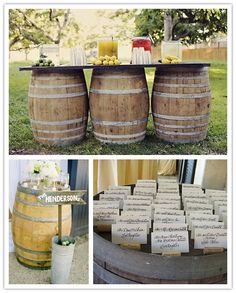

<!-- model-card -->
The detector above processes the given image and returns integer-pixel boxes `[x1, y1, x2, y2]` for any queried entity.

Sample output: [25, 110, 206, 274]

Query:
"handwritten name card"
[93, 209, 119, 225]
[123, 199, 152, 207]
[187, 214, 219, 230]
[133, 187, 156, 197]
[194, 229, 227, 249]
[99, 193, 125, 209]
[112, 223, 147, 244]
[191, 221, 225, 239]
[151, 231, 189, 253]
[109, 185, 131, 193]
[154, 214, 186, 224]
[185, 203, 213, 212]
[154, 208, 184, 216]
[153, 203, 180, 210]
[116, 215, 151, 229]
[93, 201, 120, 209]
[153, 223, 187, 232]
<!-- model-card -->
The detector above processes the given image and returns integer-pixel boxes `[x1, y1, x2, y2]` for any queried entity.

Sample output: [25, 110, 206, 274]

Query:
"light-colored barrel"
[89, 68, 149, 144]
[28, 70, 88, 146]
[152, 66, 211, 143]
[11, 184, 71, 269]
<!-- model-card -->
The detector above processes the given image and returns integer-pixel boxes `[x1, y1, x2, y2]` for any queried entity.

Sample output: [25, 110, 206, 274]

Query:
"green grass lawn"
[9, 61, 227, 155]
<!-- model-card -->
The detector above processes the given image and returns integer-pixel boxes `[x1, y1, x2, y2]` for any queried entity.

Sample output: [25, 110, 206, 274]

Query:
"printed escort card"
[112, 223, 147, 244]
[116, 214, 151, 230]
[99, 193, 125, 209]
[153, 223, 187, 232]
[93, 208, 119, 225]
[187, 214, 219, 230]
[151, 231, 189, 253]
[154, 208, 184, 216]
[194, 228, 227, 249]
[93, 201, 120, 209]
[191, 221, 225, 239]
[154, 214, 186, 224]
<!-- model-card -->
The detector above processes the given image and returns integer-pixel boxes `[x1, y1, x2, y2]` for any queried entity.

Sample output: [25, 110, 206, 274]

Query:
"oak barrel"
[12, 183, 71, 269]
[94, 233, 227, 284]
[152, 66, 211, 143]
[89, 68, 149, 144]
[28, 70, 88, 145]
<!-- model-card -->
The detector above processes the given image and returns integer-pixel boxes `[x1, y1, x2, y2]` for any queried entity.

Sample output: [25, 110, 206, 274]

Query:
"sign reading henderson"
[37, 190, 87, 205]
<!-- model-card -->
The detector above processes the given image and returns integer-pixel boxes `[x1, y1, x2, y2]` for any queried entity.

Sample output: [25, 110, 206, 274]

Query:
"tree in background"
[9, 9, 80, 54]
[135, 9, 227, 45]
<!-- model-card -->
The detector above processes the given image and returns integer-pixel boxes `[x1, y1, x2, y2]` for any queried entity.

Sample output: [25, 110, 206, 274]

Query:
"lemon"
[111, 56, 117, 61]
[114, 59, 121, 65]
[162, 58, 171, 64]
[95, 60, 102, 65]
[108, 60, 114, 65]
[103, 60, 109, 65]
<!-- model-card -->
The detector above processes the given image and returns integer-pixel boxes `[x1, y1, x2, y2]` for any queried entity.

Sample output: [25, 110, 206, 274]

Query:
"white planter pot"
[51, 236, 75, 284]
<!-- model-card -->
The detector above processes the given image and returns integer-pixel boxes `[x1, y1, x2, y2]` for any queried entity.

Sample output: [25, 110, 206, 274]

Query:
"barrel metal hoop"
[14, 242, 51, 255]
[94, 130, 146, 139]
[29, 92, 87, 99]
[156, 129, 208, 136]
[13, 207, 71, 223]
[34, 133, 85, 141]
[16, 253, 51, 263]
[90, 88, 147, 95]
[155, 82, 210, 88]
[155, 122, 209, 129]
[29, 83, 84, 89]
[92, 118, 148, 127]
[31, 126, 86, 134]
[152, 113, 209, 121]
[153, 91, 211, 99]
[15, 196, 52, 207]
[30, 117, 87, 126]
[95, 135, 146, 144]
[92, 75, 143, 79]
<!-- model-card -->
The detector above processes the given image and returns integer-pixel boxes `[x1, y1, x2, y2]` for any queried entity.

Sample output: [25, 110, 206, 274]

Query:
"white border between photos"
[2, 0, 234, 291]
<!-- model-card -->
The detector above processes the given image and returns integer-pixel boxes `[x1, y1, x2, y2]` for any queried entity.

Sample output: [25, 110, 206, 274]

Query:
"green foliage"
[9, 61, 227, 155]
[9, 9, 79, 51]
[135, 9, 227, 45]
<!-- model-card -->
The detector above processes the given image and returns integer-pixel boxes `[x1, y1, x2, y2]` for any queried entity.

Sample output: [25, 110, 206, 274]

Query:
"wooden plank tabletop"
[19, 62, 211, 72]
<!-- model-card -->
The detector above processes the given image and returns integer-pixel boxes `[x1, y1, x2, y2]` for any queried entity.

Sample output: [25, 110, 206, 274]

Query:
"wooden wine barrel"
[28, 69, 88, 145]
[12, 183, 72, 269]
[94, 232, 227, 284]
[152, 66, 211, 143]
[89, 68, 149, 144]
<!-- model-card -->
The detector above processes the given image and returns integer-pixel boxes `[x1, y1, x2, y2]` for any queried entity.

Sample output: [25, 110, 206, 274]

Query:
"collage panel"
[8, 7, 227, 155]
[8, 159, 89, 285]
[93, 159, 228, 285]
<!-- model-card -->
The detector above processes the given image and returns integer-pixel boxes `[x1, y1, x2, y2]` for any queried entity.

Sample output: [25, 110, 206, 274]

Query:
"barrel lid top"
[19, 62, 211, 72]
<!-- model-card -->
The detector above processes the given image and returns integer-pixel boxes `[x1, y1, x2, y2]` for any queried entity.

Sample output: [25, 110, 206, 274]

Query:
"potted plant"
[51, 235, 76, 284]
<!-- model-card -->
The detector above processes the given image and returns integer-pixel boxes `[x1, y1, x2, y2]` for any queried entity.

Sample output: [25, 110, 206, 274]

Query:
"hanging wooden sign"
[37, 190, 87, 205]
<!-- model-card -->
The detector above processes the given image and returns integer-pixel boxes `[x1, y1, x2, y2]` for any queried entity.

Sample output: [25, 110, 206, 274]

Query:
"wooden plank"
[19, 62, 211, 72]
[120, 243, 141, 251]
[162, 251, 181, 256]
[203, 247, 224, 255]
